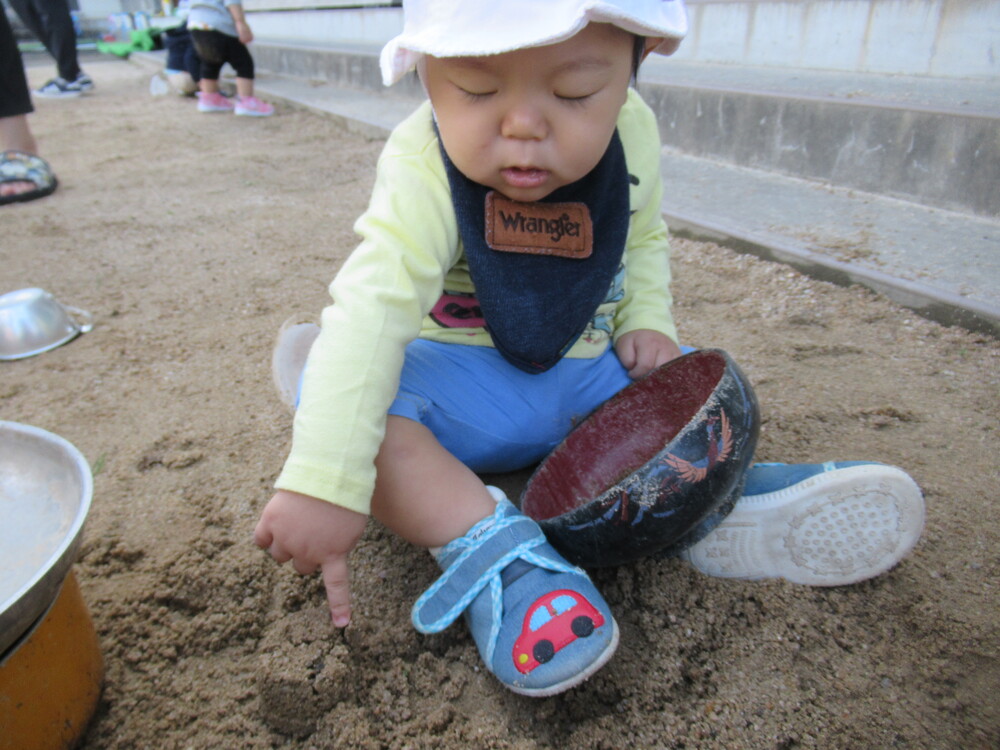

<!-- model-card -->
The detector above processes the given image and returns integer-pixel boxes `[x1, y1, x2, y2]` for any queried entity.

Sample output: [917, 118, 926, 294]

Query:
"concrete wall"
[639, 81, 1000, 216]
[245, 5, 402, 47]
[676, 0, 999, 78]
[239, 0, 999, 79]
[78, 0, 146, 21]
[71, 0, 999, 79]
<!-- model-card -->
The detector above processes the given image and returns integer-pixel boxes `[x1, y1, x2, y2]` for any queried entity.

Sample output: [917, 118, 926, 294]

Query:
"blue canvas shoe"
[680, 462, 925, 586]
[412, 490, 619, 697]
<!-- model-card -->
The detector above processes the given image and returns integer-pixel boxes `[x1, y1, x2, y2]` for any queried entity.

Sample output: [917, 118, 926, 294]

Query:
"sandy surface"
[3, 58, 999, 749]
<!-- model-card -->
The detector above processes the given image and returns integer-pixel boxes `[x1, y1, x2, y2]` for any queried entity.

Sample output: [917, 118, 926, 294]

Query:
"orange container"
[0, 570, 103, 750]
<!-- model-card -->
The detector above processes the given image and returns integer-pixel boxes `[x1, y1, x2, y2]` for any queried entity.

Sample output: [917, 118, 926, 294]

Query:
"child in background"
[162, 26, 201, 96]
[8, 0, 94, 98]
[255, 0, 924, 697]
[186, 0, 273, 116]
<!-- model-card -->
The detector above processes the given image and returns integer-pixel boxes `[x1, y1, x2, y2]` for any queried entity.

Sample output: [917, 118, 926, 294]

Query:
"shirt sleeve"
[275, 106, 459, 514]
[612, 90, 678, 346]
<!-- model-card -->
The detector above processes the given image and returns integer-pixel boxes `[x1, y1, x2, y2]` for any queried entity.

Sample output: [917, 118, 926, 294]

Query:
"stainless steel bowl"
[0, 421, 93, 656]
[0, 288, 93, 361]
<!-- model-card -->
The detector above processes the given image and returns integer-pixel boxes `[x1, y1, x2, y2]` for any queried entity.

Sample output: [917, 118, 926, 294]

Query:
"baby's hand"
[254, 490, 367, 627]
[615, 329, 682, 379]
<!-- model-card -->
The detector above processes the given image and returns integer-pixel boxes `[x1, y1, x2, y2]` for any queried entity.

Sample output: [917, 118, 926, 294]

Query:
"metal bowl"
[0, 421, 92, 656]
[0, 288, 93, 361]
[520, 349, 760, 568]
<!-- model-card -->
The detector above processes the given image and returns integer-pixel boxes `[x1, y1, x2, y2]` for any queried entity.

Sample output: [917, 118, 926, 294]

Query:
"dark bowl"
[520, 349, 759, 568]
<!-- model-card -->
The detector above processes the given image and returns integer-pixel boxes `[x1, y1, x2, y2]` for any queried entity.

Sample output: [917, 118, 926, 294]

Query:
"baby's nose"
[500, 104, 547, 141]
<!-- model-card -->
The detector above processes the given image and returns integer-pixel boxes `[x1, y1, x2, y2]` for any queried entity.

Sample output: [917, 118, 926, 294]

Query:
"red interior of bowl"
[522, 350, 725, 521]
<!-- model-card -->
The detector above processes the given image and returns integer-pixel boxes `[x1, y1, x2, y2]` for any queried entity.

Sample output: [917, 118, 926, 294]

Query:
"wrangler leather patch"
[485, 192, 593, 259]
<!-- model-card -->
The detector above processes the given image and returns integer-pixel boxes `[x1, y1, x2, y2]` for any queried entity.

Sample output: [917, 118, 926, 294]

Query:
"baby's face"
[423, 23, 636, 203]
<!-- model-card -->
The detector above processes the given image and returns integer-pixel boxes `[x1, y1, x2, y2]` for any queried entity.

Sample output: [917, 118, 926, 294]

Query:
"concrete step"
[129, 50, 1000, 337]
[638, 59, 1000, 219]
[659, 149, 1000, 336]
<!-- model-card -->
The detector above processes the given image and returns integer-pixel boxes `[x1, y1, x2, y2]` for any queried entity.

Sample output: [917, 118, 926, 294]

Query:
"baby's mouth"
[501, 167, 549, 190]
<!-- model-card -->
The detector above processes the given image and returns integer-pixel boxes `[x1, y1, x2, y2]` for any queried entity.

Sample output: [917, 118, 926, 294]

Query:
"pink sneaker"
[197, 91, 234, 113]
[234, 96, 274, 117]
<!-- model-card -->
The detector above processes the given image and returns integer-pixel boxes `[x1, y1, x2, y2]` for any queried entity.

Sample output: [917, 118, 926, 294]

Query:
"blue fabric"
[412, 497, 617, 694]
[440, 127, 630, 373]
[163, 27, 201, 81]
[742, 461, 875, 496]
[388, 339, 633, 473]
[413, 511, 549, 636]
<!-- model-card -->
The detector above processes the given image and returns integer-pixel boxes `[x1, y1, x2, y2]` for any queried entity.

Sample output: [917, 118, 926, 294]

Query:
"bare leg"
[371, 416, 497, 548]
[235, 77, 254, 98]
[376, 418, 620, 697]
[0, 114, 39, 155]
[199, 78, 220, 95]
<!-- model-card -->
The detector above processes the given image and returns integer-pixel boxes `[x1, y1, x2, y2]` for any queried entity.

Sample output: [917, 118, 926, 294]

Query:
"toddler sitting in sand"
[255, 0, 924, 696]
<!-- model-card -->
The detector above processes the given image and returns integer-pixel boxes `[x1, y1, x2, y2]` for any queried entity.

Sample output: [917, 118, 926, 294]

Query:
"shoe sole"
[271, 316, 320, 409]
[680, 464, 925, 586]
[35, 90, 82, 98]
[508, 620, 620, 698]
[235, 109, 274, 117]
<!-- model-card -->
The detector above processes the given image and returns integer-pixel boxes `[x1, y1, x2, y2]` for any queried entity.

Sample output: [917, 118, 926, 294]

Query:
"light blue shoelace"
[412, 510, 585, 667]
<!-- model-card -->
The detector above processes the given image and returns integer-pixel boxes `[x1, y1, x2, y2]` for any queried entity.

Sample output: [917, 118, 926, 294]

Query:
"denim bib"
[439, 129, 630, 373]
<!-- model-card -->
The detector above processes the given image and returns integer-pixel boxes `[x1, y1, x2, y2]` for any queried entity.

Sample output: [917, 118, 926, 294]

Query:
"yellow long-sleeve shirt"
[275, 88, 676, 514]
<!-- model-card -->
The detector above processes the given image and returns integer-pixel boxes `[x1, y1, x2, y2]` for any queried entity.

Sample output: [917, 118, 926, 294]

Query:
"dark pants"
[7, 0, 81, 82]
[189, 29, 254, 80]
[0, 8, 34, 118]
[164, 26, 201, 82]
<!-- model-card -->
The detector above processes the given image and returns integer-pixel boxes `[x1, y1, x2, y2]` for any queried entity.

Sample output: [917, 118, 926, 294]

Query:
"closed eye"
[556, 92, 594, 106]
[457, 85, 496, 101]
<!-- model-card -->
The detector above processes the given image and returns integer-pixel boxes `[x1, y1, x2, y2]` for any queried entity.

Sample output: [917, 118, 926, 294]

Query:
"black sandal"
[0, 150, 58, 206]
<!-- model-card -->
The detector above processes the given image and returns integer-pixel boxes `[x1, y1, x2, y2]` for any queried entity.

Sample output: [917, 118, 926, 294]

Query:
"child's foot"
[34, 77, 83, 98]
[74, 72, 95, 93]
[197, 91, 235, 113]
[271, 316, 320, 409]
[680, 462, 925, 586]
[234, 96, 274, 117]
[413, 490, 618, 697]
[0, 151, 58, 206]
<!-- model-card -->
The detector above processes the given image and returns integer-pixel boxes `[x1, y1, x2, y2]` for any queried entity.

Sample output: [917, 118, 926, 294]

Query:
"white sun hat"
[380, 0, 689, 86]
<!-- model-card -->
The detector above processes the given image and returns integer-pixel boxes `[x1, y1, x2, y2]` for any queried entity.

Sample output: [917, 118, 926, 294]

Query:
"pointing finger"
[321, 555, 352, 628]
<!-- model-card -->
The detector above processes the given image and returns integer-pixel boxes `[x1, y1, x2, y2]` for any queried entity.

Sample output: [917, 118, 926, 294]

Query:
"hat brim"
[380, 3, 687, 86]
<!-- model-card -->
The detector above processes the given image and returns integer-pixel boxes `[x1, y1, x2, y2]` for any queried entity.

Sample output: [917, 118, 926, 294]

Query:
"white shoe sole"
[271, 316, 320, 409]
[681, 464, 925, 586]
[35, 90, 82, 98]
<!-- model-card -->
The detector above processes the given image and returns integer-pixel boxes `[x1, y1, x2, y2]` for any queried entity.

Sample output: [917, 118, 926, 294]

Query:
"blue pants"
[387, 340, 635, 474]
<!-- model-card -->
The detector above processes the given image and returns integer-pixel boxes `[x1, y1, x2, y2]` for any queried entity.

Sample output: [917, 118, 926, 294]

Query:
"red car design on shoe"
[512, 589, 605, 674]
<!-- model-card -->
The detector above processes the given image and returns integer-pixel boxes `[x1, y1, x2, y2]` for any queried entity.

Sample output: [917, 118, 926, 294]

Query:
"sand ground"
[3, 58, 999, 749]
